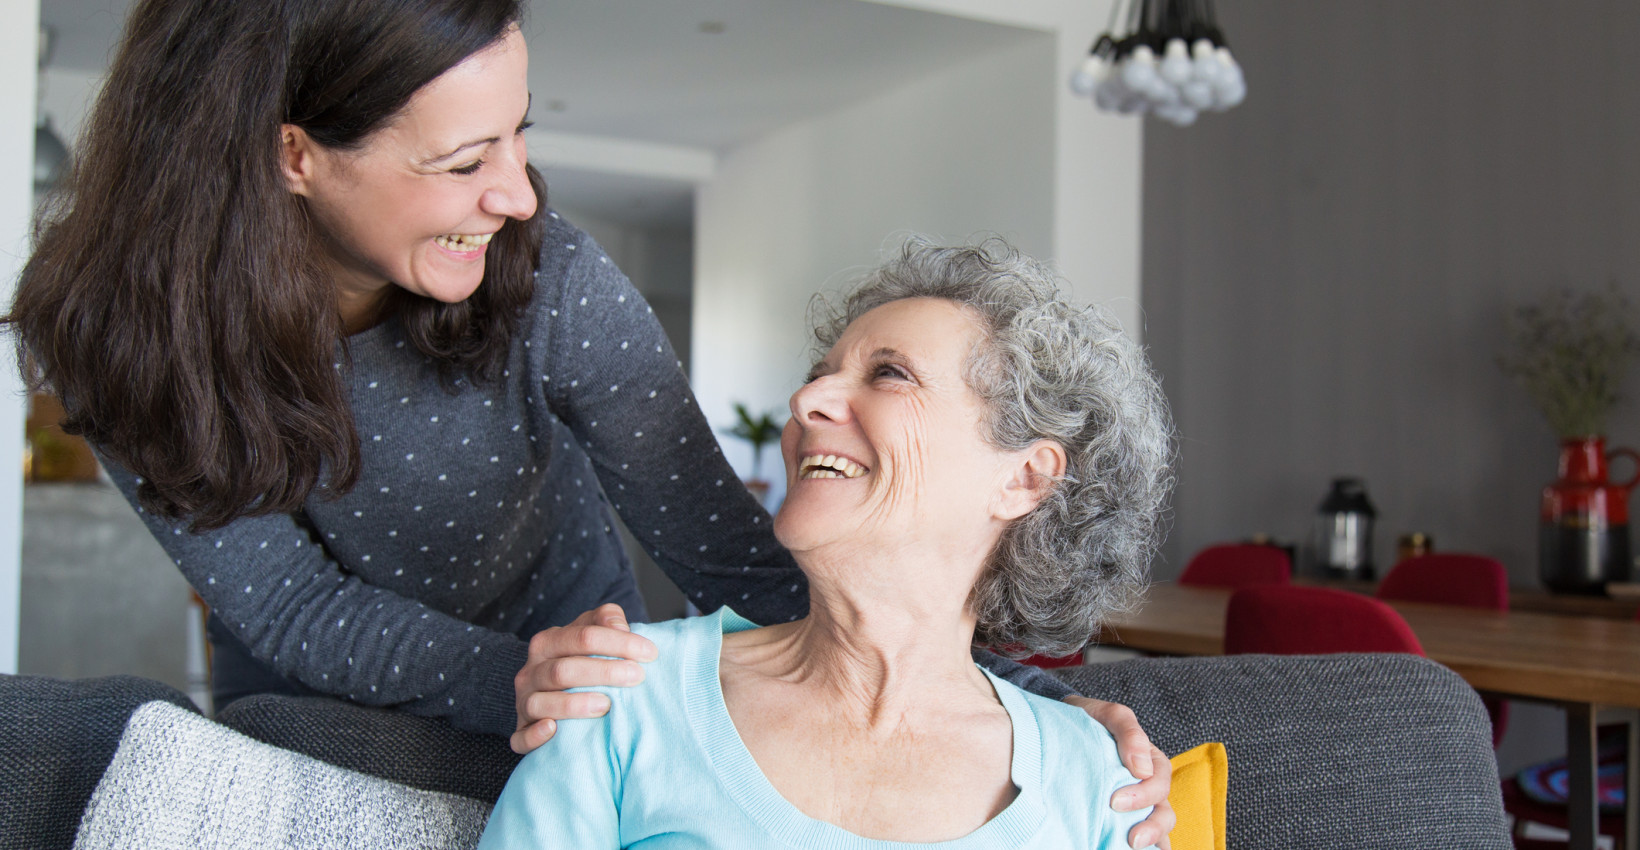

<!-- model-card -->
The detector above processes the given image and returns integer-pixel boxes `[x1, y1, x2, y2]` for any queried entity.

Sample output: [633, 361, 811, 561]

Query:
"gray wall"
[1143, 0, 1640, 587]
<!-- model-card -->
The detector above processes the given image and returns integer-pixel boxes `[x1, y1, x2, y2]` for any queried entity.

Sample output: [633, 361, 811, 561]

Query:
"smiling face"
[774, 298, 1036, 568]
[281, 27, 537, 328]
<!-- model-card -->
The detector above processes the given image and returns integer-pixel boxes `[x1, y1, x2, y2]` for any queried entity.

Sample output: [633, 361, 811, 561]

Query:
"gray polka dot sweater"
[101, 212, 1070, 737]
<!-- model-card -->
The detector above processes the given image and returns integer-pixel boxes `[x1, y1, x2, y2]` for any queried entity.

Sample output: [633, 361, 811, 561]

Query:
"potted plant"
[721, 403, 782, 506]
[1498, 285, 1640, 592]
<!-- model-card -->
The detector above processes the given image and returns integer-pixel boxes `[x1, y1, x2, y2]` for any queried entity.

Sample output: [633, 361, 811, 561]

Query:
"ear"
[279, 124, 322, 196]
[993, 440, 1066, 522]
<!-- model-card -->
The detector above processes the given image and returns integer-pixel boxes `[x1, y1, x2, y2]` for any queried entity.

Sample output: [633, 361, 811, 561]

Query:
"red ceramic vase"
[1539, 437, 1639, 594]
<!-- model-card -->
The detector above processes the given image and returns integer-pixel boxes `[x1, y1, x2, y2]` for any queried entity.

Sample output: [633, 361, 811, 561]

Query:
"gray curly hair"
[812, 236, 1174, 657]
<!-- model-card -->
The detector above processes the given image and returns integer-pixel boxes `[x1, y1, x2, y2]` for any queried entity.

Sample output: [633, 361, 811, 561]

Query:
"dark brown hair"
[5, 0, 544, 530]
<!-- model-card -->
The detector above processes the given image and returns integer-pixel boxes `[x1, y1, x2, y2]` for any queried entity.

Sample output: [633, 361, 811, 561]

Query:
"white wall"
[39, 67, 103, 146]
[1, 1, 43, 674]
[693, 35, 1059, 499]
[694, 0, 1145, 498]
[868, 0, 1146, 331]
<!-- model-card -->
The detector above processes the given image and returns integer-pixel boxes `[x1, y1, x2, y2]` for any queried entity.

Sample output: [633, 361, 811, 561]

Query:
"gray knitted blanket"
[73, 702, 489, 850]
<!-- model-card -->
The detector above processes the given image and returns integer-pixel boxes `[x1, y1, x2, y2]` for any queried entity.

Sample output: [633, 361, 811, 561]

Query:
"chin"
[414, 275, 486, 304]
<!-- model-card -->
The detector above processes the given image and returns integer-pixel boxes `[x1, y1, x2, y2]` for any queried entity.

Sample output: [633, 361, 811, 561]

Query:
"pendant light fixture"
[1069, 0, 1246, 127]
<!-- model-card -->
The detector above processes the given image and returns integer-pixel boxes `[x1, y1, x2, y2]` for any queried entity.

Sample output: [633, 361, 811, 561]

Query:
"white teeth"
[434, 232, 495, 252]
[798, 454, 867, 480]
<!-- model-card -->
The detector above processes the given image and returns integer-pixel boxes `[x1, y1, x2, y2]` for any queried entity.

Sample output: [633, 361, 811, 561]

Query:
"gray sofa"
[0, 654, 1511, 849]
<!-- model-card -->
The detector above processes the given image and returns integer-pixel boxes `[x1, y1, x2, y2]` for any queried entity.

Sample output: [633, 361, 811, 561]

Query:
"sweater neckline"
[687, 607, 1046, 849]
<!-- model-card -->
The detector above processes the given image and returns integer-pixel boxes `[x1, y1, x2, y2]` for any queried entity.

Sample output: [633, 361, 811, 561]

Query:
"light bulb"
[1181, 80, 1215, 110]
[1119, 48, 1159, 92]
[1155, 104, 1198, 126]
[1144, 79, 1180, 106]
[1160, 38, 1194, 86]
[1070, 55, 1106, 96]
[1094, 80, 1124, 111]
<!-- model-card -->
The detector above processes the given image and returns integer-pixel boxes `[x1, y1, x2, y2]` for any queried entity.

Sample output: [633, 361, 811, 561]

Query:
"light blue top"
[477, 608, 1150, 849]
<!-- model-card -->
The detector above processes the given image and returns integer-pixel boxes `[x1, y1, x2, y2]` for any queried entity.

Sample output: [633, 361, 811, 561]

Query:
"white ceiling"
[41, 0, 1039, 228]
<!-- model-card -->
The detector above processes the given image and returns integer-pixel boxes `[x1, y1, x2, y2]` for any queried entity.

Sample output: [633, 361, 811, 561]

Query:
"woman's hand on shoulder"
[511, 603, 659, 755]
[1063, 695, 1175, 849]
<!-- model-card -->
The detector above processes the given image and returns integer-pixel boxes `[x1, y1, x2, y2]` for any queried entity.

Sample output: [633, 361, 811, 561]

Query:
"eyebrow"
[420, 95, 533, 166]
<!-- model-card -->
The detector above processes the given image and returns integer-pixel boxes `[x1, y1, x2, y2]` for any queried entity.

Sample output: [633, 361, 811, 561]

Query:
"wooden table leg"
[1567, 703, 1597, 850]
[1626, 713, 1637, 850]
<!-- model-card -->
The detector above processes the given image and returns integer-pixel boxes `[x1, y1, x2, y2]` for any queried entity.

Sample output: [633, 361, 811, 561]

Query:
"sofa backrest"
[1057, 653, 1510, 849]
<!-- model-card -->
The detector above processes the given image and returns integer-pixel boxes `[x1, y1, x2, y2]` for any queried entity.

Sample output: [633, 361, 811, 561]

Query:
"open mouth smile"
[433, 232, 495, 254]
[798, 454, 869, 480]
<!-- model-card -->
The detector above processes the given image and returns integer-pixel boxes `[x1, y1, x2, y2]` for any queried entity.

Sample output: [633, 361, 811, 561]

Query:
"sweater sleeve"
[99, 458, 529, 737]
[533, 226, 808, 627]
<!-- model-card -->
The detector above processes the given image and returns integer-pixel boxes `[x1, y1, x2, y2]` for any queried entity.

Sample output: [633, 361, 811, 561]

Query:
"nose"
[789, 374, 851, 428]
[481, 135, 538, 221]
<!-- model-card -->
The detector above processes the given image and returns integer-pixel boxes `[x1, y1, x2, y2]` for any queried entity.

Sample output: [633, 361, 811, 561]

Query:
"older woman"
[479, 237, 1174, 848]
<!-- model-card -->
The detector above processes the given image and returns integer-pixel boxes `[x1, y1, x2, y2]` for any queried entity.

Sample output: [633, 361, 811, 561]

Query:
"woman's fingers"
[521, 654, 647, 694]
[511, 604, 660, 754]
[509, 718, 556, 755]
[1121, 747, 1175, 849]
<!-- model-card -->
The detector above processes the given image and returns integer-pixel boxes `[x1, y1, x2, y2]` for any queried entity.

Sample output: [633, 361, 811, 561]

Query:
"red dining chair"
[1378, 553, 1509, 610]
[1376, 553, 1510, 746]
[1178, 543, 1292, 590]
[1224, 585, 1424, 656]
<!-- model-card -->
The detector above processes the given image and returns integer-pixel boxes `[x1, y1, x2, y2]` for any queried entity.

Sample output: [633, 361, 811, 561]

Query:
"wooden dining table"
[1095, 582, 1640, 850]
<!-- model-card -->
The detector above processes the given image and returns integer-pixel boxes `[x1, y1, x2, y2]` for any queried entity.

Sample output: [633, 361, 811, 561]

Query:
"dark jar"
[1314, 477, 1377, 579]
[1539, 437, 1639, 594]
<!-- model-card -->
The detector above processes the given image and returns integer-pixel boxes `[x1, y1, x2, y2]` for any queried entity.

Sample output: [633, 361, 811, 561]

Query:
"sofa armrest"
[216, 695, 521, 803]
[1057, 653, 1509, 849]
[0, 674, 199, 850]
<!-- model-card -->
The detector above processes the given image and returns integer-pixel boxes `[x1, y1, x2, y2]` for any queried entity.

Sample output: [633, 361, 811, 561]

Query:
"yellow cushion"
[1166, 742, 1228, 850]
